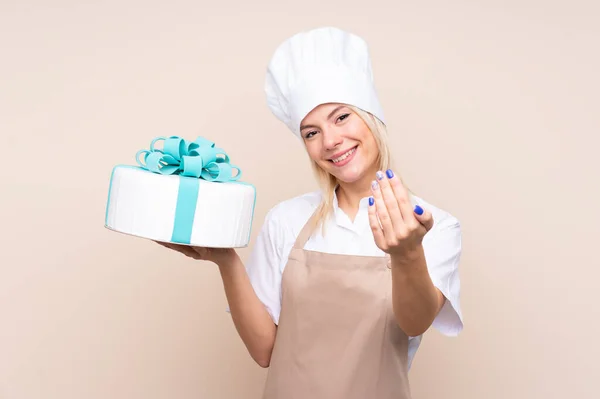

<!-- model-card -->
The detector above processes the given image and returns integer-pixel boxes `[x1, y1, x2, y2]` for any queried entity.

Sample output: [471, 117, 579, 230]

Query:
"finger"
[155, 241, 177, 251]
[175, 245, 201, 258]
[156, 241, 199, 259]
[413, 205, 434, 232]
[368, 195, 386, 249]
[156, 241, 177, 250]
[386, 169, 418, 229]
[375, 170, 404, 235]
[371, 179, 395, 240]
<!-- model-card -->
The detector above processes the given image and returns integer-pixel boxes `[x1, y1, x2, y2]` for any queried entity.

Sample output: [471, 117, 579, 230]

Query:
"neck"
[335, 165, 378, 221]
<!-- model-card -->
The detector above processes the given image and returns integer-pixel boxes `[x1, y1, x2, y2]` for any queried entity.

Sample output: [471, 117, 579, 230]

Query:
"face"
[299, 103, 380, 184]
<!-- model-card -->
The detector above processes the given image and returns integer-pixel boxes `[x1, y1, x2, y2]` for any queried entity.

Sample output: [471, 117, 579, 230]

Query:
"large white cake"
[104, 136, 256, 248]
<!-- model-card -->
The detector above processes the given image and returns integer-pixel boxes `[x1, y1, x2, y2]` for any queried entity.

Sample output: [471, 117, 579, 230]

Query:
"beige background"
[1, 1, 598, 398]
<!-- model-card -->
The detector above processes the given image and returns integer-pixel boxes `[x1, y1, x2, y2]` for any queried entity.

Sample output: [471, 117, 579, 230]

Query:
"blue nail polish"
[371, 180, 378, 190]
[369, 197, 374, 206]
[386, 169, 394, 178]
[376, 171, 384, 180]
[414, 205, 423, 215]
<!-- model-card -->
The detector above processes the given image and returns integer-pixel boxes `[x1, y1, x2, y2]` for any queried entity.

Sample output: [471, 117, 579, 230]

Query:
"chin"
[326, 165, 366, 184]
[334, 171, 363, 183]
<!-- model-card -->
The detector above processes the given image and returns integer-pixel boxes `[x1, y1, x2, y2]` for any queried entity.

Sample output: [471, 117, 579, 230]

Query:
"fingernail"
[371, 180, 378, 190]
[386, 169, 394, 178]
[414, 205, 423, 215]
[376, 171, 384, 180]
[369, 197, 374, 206]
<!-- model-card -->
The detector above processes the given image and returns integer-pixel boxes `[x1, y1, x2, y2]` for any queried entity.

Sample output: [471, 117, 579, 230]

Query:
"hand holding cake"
[154, 241, 238, 266]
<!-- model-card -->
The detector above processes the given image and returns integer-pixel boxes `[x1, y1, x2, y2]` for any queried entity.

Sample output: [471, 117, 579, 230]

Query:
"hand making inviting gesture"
[368, 169, 434, 262]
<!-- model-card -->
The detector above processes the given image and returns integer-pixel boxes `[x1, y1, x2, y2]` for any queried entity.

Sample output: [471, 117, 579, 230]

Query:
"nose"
[322, 128, 343, 151]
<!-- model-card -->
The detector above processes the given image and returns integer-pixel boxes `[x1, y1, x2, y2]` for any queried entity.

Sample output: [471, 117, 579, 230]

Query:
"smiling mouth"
[329, 146, 357, 164]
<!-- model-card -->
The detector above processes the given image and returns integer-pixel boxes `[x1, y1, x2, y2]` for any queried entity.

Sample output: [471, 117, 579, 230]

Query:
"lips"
[327, 146, 358, 167]
[329, 146, 357, 163]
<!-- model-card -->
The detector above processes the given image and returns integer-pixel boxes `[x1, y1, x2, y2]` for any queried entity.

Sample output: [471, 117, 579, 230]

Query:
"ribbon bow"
[135, 136, 241, 182]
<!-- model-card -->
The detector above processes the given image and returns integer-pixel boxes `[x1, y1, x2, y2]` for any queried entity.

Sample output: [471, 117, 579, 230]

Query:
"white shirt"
[240, 189, 464, 369]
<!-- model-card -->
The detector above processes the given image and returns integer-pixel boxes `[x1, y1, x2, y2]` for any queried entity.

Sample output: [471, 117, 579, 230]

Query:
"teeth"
[332, 147, 356, 163]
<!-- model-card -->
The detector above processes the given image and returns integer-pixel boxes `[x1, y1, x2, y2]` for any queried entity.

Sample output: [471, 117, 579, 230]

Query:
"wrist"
[390, 245, 434, 289]
[215, 249, 239, 268]
[390, 244, 425, 267]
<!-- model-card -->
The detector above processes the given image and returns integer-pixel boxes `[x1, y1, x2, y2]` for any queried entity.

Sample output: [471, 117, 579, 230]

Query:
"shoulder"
[261, 190, 322, 238]
[266, 190, 322, 224]
[411, 194, 462, 267]
[411, 193, 462, 254]
[411, 193, 460, 232]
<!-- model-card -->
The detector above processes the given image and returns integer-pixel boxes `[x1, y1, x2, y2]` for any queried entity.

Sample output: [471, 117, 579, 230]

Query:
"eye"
[337, 113, 350, 122]
[304, 131, 317, 139]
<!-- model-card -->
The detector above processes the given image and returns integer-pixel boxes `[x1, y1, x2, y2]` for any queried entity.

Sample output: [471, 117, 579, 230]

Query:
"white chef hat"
[265, 26, 386, 139]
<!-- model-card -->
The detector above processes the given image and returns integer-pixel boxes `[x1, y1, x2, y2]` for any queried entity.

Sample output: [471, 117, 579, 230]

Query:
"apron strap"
[292, 208, 319, 249]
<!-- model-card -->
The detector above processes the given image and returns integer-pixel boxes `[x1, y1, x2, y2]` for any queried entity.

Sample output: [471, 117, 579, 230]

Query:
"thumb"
[413, 205, 434, 232]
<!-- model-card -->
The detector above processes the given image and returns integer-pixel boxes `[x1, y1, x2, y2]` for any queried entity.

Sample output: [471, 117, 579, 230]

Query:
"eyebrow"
[300, 105, 347, 131]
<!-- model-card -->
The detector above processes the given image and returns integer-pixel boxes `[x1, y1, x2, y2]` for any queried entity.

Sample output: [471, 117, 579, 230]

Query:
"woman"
[159, 27, 463, 399]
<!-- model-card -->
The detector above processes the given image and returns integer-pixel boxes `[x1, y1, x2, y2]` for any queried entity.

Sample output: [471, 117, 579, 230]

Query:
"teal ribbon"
[135, 135, 241, 182]
[135, 135, 242, 244]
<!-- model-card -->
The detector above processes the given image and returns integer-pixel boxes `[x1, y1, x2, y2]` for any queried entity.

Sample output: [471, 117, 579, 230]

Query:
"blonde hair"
[305, 105, 410, 237]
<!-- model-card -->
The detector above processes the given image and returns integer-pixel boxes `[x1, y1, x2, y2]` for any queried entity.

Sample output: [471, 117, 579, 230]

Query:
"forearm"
[390, 245, 443, 337]
[217, 254, 277, 368]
